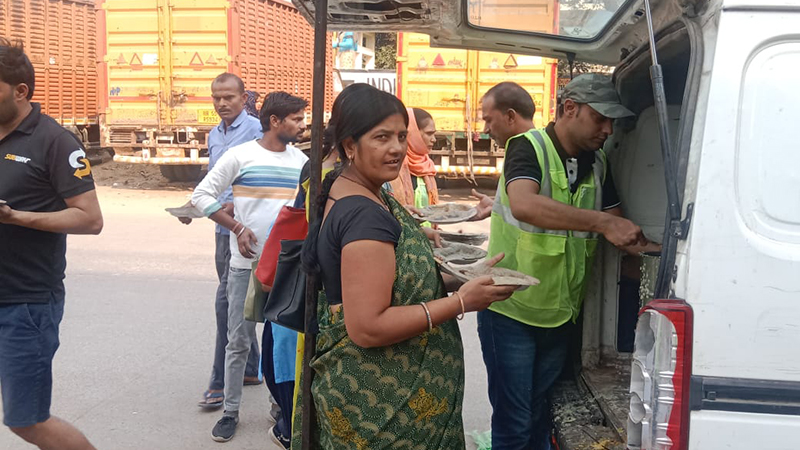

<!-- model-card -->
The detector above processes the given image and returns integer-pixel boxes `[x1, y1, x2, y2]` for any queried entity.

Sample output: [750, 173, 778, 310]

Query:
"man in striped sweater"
[192, 91, 308, 443]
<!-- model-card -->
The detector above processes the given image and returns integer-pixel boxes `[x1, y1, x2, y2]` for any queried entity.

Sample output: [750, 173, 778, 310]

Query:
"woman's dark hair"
[295, 124, 336, 205]
[321, 123, 336, 162]
[301, 83, 408, 275]
[244, 90, 260, 118]
[412, 108, 433, 129]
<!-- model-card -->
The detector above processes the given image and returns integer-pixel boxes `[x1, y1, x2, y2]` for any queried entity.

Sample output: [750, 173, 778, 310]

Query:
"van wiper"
[643, 0, 685, 298]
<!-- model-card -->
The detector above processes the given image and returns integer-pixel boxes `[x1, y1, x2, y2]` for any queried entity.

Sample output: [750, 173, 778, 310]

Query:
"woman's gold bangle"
[453, 292, 465, 320]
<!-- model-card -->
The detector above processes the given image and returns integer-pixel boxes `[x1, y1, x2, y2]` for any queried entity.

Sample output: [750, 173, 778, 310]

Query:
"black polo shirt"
[504, 122, 620, 210]
[0, 103, 95, 303]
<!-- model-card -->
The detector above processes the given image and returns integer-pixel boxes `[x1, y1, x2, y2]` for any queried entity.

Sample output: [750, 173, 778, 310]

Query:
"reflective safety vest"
[487, 128, 606, 328]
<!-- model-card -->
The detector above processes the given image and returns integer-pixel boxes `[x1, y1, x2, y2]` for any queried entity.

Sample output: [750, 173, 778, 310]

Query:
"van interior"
[549, 21, 693, 447]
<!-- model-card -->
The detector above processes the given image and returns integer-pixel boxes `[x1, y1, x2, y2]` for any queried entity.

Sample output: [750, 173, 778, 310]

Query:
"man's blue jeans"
[478, 309, 572, 450]
[209, 232, 259, 391]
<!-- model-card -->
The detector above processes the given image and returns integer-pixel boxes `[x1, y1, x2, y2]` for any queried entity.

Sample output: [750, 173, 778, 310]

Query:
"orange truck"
[0, 0, 100, 149]
[396, 32, 557, 179]
[98, 0, 332, 181]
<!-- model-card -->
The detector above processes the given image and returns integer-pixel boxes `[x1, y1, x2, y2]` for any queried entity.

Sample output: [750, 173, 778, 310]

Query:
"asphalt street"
[0, 183, 495, 450]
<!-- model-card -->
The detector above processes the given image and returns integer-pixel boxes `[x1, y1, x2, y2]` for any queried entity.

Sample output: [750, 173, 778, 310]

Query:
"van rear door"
[678, 2, 800, 448]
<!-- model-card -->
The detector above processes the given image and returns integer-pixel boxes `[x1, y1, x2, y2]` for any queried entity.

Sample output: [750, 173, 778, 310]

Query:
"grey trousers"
[223, 266, 259, 413]
[209, 232, 259, 391]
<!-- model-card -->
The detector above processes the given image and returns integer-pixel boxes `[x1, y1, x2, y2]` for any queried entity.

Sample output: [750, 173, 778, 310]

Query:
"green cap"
[563, 73, 634, 119]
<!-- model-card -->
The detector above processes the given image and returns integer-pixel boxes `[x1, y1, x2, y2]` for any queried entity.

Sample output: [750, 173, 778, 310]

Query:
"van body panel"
[683, 8, 800, 383]
[690, 410, 800, 448]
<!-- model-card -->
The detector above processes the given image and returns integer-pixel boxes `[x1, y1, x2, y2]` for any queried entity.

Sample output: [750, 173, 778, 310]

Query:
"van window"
[736, 42, 800, 245]
[468, 0, 630, 38]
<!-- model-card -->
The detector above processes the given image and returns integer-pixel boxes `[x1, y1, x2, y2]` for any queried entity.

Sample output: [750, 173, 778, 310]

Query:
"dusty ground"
[91, 160, 498, 198]
[91, 161, 200, 191]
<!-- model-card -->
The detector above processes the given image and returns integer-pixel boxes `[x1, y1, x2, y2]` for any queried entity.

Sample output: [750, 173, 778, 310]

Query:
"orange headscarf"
[389, 108, 439, 205]
[405, 108, 437, 177]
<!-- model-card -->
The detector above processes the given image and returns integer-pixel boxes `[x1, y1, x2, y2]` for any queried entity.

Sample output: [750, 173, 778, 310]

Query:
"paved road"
[0, 183, 495, 449]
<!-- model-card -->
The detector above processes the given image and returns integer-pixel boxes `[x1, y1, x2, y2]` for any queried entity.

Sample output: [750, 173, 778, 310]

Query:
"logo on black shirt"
[68, 149, 92, 179]
[4, 153, 31, 164]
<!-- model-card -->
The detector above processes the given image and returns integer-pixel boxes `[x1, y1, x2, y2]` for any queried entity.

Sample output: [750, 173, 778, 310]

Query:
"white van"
[295, 0, 800, 448]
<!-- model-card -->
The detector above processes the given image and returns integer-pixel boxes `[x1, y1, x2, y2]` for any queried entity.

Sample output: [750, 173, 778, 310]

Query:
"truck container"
[98, 0, 333, 181]
[397, 32, 557, 179]
[0, 0, 99, 147]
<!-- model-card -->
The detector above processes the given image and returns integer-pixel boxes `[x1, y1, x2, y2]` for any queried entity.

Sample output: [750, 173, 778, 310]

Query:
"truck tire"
[160, 165, 202, 182]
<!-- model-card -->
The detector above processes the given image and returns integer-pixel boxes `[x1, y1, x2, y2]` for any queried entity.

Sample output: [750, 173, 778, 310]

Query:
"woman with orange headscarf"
[389, 107, 440, 209]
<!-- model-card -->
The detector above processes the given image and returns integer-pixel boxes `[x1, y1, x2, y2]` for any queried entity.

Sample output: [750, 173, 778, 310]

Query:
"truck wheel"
[160, 165, 202, 182]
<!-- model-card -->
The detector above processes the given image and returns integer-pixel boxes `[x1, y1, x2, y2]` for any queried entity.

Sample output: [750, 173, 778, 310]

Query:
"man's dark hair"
[0, 38, 35, 100]
[484, 81, 535, 120]
[211, 72, 245, 93]
[259, 91, 309, 131]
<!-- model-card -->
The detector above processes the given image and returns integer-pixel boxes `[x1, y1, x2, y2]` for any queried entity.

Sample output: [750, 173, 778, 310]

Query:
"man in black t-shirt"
[0, 38, 102, 450]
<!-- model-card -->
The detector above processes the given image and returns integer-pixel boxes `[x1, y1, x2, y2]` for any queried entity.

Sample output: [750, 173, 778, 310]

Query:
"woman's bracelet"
[420, 302, 433, 332]
[235, 224, 247, 237]
[453, 291, 465, 320]
[232, 222, 242, 235]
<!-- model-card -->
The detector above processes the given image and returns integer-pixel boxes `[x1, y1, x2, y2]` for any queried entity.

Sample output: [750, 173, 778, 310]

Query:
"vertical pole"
[302, 1, 327, 449]
[156, 0, 173, 130]
[642, 0, 681, 299]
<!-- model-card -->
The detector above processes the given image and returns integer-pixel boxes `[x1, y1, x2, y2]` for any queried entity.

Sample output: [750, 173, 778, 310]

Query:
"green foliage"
[374, 33, 397, 70]
[557, 59, 613, 79]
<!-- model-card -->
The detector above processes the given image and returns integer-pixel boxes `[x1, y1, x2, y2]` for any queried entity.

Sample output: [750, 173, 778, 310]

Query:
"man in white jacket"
[192, 91, 308, 443]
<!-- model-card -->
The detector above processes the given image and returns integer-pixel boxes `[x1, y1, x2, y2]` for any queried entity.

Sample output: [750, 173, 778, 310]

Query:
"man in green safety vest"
[477, 75, 657, 450]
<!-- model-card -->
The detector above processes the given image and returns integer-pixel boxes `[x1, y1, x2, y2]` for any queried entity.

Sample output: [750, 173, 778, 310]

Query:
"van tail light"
[627, 299, 694, 450]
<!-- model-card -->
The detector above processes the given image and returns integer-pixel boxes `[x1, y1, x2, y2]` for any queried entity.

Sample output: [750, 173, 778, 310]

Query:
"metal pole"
[643, 0, 680, 224]
[301, 0, 327, 448]
[642, 0, 681, 299]
[642, 0, 659, 67]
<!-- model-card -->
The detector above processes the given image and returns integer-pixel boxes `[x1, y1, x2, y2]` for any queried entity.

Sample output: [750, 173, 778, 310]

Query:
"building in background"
[332, 31, 396, 97]
[332, 31, 376, 69]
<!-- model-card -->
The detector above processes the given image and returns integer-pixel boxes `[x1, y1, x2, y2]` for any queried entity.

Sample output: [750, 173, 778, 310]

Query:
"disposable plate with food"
[411, 203, 477, 224]
[437, 231, 488, 246]
[165, 202, 205, 219]
[433, 241, 488, 264]
[438, 260, 539, 291]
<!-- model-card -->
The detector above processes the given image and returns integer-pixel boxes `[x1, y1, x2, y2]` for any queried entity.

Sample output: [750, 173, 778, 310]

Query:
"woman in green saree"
[295, 84, 516, 449]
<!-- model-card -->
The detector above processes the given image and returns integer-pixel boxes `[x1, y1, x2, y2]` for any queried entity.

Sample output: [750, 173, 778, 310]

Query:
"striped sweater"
[192, 139, 307, 269]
